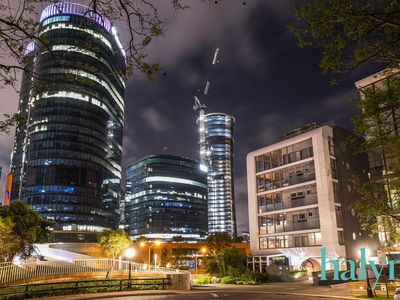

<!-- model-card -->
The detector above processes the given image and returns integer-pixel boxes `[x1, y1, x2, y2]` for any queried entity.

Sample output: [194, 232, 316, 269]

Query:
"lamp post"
[139, 240, 162, 267]
[195, 247, 207, 275]
[124, 247, 136, 289]
[360, 247, 373, 298]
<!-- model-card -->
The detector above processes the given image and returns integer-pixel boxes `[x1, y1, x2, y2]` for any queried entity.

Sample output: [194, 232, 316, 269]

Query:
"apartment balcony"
[260, 218, 320, 234]
[292, 218, 320, 231]
[290, 194, 318, 208]
[258, 194, 317, 213]
[257, 172, 315, 193]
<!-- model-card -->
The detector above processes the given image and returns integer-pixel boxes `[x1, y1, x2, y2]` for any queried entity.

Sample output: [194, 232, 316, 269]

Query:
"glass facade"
[259, 232, 322, 249]
[203, 113, 236, 236]
[10, 2, 126, 241]
[125, 154, 208, 241]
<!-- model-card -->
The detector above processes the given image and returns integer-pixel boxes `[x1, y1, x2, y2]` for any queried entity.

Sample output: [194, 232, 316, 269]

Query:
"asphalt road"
[81, 291, 340, 299]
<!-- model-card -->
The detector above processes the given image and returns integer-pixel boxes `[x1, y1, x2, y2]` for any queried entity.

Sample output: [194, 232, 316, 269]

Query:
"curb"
[31, 290, 182, 300]
[192, 289, 360, 300]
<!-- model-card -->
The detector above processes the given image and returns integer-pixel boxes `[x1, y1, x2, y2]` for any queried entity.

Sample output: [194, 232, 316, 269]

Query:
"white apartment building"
[247, 124, 376, 272]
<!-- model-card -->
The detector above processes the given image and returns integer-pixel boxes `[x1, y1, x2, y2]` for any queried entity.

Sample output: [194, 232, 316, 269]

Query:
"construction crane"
[193, 48, 220, 164]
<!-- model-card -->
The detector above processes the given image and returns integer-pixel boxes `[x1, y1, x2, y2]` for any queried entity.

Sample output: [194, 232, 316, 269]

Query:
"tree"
[204, 232, 233, 256]
[0, 113, 23, 135]
[0, 1, 208, 138]
[0, 200, 53, 261]
[206, 247, 248, 277]
[97, 229, 131, 260]
[0, 217, 23, 262]
[289, 0, 400, 80]
[289, 1, 400, 244]
[0, 0, 213, 90]
[350, 73, 400, 244]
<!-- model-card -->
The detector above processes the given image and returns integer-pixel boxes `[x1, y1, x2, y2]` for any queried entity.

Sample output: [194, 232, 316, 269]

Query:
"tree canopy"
[97, 229, 131, 260]
[206, 247, 248, 277]
[351, 73, 400, 244]
[0, 200, 53, 261]
[289, 0, 400, 79]
[204, 232, 233, 256]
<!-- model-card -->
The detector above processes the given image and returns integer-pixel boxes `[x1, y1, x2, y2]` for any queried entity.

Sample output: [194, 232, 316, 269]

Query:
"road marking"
[211, 292, 219, 297]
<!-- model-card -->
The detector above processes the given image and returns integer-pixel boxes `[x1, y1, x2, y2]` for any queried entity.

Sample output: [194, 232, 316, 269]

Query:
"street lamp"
[195, 247, 207, 275]
[360, 247, 373, 298]
[139, 240, 162, 267]
[124, 247, 136, 289]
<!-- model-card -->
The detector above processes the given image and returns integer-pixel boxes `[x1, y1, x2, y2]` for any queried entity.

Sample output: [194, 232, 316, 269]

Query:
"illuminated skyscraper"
[202, 113, 236, 236]
[9, 2, 126, 241]
[125, 154, 208, 241]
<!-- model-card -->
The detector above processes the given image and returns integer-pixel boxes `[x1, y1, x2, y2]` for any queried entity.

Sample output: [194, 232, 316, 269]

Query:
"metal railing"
[0, 278, 171, 299]
[0, 258, 181, 285]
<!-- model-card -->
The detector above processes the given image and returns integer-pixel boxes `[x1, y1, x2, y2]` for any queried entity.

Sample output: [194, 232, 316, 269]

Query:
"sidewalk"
[194, 282, 360, 299]
[31, 282, 363, 300]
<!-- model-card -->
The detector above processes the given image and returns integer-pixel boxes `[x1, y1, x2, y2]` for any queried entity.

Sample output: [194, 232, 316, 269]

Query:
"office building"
[202, 113, 236, 236]
[9, 2, 126, 241]
[125, 154, 208, 241]
[247, 124, 377, 272]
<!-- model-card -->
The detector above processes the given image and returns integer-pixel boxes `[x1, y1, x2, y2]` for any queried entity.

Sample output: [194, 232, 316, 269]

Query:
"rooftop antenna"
[193, 48, 220, 164]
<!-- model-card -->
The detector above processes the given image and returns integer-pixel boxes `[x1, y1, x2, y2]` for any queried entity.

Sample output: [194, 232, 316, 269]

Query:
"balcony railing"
[257, 172, 315, 193]
[260, 218, 320, 234]
[258, 194, 318, 213]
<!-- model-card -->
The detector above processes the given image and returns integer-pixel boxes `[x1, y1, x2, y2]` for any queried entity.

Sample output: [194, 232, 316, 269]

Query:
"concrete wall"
[167, 272, 192, 290]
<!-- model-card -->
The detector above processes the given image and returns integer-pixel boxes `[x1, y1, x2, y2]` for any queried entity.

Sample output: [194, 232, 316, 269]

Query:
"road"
[35, 282, 357, 300]
[69, 291, 342, 300]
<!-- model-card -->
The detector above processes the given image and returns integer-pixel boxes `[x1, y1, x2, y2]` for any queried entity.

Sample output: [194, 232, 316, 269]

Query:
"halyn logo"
[320, 247, 395, 290]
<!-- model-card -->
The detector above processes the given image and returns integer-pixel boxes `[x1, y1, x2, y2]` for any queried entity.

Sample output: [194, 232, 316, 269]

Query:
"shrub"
[211, 276, 220, 284]
[220, 276, 237, 284]
[290, 269, 308, 278]
[220, 276, 256, 285]
[193, 276, 213, 285]
[251, 272, 283, 283]
[206, 248, 248, 277]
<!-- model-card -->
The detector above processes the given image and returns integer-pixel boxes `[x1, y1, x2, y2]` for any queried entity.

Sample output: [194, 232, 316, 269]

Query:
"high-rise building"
[246, 124, 377, 272]
[9, 2, 126, 242]
[201, 112, 236, 236]
[125, 154, 208, 241]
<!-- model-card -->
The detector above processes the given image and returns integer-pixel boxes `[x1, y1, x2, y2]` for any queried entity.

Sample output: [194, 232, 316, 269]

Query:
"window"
[338, 231, 344, 245]
[330, 158, 338, 179]
[293, 213, 307, 223]
[333, 182, 340, 203]
[300, 147, 313, 160]
[328, 137, 335, 156]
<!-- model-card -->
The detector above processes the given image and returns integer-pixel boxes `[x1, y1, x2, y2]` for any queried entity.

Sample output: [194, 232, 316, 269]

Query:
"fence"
[0, 258, 181, 285]
[0, 278, 171, 299]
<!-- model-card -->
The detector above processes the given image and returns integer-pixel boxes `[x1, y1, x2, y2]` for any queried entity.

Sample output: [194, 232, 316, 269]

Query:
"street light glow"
[125, 247, 136, 259]
[154, 240, 162, 246]
[200, 247, 207, 254]
[139, 241, 146, 248]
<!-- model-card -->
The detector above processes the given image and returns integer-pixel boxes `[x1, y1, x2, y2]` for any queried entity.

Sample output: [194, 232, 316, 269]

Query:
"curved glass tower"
[10, 2, 126, 242]
[203, 113, 236, 236]
[125, 154, 208, 241]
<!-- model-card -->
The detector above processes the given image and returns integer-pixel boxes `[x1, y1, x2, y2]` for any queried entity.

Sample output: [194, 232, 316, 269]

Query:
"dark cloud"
[0, 0, 382, 234]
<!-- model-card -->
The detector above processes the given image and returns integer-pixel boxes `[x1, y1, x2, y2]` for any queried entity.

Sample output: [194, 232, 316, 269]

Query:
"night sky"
[0, 0, 381, 234]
